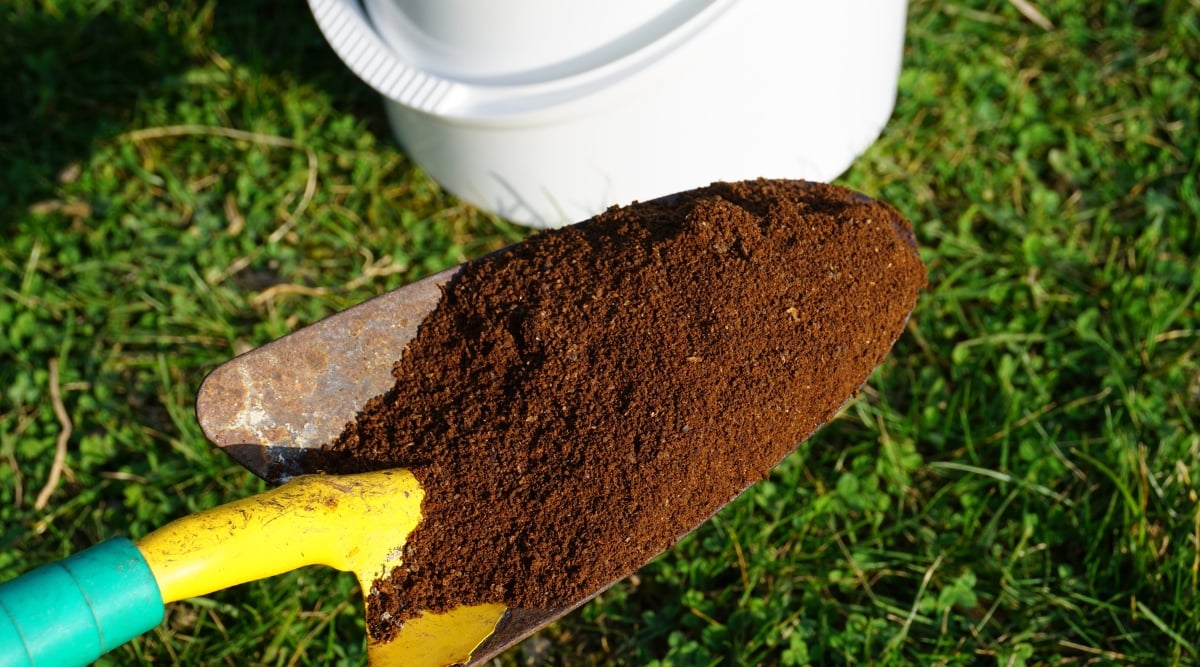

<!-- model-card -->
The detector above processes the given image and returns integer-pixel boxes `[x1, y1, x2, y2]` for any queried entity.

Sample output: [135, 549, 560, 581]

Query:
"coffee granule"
[315, 179, 925, 637]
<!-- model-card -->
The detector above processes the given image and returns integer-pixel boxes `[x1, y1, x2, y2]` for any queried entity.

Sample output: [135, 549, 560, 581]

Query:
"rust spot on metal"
[196, 267, 458, 483]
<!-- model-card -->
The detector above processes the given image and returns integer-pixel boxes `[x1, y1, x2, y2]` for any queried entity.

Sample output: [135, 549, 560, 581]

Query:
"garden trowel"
[0, 183, 923, 667]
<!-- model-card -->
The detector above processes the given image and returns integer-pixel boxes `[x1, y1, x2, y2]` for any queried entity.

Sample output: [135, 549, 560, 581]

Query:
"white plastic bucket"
[308, 0, 908, 228]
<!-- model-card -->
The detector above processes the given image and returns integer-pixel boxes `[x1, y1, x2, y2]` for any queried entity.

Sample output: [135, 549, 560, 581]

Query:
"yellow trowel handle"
[138, 469, 424, 603]
[0, 471, 423, 667]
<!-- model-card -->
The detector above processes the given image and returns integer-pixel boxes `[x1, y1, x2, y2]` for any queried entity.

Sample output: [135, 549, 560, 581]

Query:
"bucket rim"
[306, 0, 738, 121]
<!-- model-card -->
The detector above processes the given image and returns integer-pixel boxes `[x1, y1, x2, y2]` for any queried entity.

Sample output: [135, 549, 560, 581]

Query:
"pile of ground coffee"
[314, 179, 925, 637]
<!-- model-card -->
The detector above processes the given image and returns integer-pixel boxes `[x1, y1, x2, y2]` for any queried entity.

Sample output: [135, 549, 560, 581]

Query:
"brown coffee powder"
[314, 179, 925, 637]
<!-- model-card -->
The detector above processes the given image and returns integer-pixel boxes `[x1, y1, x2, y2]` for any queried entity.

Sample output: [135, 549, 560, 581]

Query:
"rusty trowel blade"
[195, 267, 458, 484]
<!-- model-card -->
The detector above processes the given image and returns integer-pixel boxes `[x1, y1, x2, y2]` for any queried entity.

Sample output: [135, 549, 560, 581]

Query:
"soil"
[310, 179, 926, 639]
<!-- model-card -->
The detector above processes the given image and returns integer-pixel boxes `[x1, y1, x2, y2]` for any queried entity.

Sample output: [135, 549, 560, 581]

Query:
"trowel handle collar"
[0, 537, 164, 667]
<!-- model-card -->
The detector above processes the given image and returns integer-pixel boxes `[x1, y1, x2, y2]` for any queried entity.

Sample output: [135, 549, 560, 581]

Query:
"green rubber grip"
[0, 538, 164, 667]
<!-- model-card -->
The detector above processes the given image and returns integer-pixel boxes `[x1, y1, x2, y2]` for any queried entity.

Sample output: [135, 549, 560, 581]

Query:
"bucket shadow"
[0, 0, 389, 230]
[205, 0, 386, 126]
[1, 7, 184, 225]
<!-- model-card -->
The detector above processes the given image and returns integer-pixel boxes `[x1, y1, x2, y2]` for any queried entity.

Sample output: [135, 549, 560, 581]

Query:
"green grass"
[2, 0, 1198, 665]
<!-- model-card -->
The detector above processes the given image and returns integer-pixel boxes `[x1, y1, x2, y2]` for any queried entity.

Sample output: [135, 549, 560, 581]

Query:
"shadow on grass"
[205, 0, 386, 123]
[1, 7, 175, 221]
[0, 0, 387, 228]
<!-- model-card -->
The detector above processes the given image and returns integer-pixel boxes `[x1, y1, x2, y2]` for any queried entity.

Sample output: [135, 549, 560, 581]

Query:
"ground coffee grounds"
[314, 179, 925, 638]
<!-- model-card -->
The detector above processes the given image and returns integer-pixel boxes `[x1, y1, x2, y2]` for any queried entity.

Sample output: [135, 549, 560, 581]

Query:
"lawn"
[2, 0, 1199, 665]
